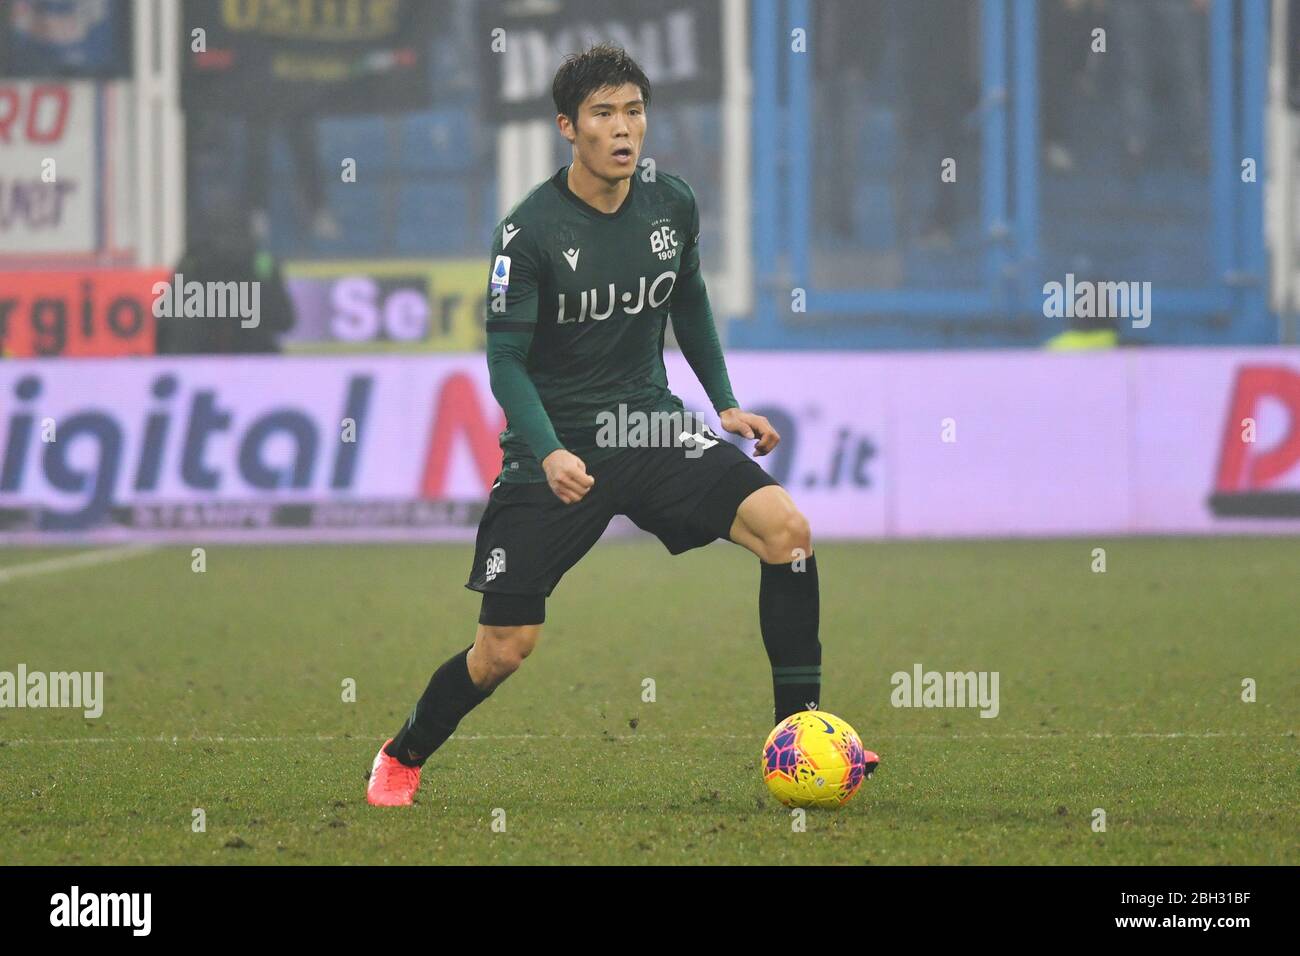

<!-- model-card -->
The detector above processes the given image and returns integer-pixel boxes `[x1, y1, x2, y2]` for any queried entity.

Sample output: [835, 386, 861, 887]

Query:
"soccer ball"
[761, 710, 878, 808]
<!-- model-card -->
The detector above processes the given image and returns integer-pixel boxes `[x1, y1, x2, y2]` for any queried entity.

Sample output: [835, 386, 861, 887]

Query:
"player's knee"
[760, 510, 812, 564]
[476, 625, 539, 682]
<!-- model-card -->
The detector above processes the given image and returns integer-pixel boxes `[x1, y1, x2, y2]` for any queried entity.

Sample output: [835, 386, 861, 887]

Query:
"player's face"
[569, 83, 645, 182]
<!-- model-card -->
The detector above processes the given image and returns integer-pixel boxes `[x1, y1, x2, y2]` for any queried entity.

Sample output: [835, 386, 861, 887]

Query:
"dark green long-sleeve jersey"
[483, 165, 738, 483]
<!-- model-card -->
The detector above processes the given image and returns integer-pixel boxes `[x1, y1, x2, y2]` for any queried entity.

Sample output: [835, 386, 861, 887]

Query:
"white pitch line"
[0, 544, 157, 586]
[0, 731, 1292, 746]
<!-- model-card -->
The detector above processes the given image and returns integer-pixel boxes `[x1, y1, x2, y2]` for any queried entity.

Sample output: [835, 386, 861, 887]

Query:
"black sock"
[760, 553, 822, 726]
[386, 645, 492, 767]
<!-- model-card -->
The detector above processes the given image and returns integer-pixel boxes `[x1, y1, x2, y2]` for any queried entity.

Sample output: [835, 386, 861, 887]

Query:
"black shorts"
[466, 432, 778, 599]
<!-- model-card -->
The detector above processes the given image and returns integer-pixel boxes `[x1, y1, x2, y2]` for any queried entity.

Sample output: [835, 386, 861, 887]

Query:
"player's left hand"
[719, 407, 780, 457]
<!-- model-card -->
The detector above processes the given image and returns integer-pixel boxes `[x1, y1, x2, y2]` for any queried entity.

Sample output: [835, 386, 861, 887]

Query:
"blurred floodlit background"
[0, 0, 1297, 543]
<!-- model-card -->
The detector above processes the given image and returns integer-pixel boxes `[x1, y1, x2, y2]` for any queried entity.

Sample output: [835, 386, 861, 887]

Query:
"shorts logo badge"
[485, 547, 507, 582]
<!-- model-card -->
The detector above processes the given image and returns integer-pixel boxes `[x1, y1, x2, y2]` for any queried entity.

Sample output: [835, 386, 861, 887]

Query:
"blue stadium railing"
[734, 0, 1273, 350]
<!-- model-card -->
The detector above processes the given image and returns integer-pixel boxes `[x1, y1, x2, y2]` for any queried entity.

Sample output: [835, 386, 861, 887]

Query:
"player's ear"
[557, 114, 574, 143]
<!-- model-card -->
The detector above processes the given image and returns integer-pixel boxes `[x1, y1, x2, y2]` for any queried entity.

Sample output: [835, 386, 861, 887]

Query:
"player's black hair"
[552, 43, 651, 127]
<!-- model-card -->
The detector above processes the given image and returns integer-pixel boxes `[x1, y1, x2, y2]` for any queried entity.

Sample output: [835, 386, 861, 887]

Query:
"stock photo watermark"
[890, 664, 1000, 719]
[1043, 273, 1151, 329]
[595, 404, 720, 458]
[151, 273, 261, 329]
[0, 664, 103, 718]
[49, 887, 150, 936]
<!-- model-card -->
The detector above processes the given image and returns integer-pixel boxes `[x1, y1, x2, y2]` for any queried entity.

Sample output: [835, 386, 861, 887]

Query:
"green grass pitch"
[1, 537, 1296, 865]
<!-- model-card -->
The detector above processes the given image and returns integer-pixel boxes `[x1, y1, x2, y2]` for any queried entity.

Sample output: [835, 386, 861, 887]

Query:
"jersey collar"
[552, 164, 636, 221]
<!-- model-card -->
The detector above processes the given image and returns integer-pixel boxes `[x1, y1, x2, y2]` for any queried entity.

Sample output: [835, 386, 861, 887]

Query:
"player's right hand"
[542, 449, 595, 504]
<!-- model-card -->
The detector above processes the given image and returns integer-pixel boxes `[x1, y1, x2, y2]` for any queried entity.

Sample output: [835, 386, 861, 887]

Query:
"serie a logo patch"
[491, 255, 511, 293]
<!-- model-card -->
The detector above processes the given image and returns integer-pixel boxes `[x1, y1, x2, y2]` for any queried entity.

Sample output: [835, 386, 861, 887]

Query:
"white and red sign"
[0, 83, 98, 256]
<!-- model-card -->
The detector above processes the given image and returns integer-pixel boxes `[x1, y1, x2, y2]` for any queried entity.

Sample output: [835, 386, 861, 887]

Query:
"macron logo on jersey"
[491, 255, 511, 293]
[502, 223, 520, 248]
[562, 247, 580, 271]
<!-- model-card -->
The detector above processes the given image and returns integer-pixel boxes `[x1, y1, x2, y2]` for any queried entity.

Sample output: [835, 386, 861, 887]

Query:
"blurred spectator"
[814, 0, 887, 240]
[1043, 313, 1120, 350]
[896, 0, 980, 248]
[1040, 0, 1095, 173]
[1111, 0, 1209, 171]
[245, 114, 339, 243]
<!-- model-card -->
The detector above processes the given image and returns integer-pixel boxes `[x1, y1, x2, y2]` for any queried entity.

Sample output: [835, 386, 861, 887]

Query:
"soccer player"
[368, 44, 822, 806]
